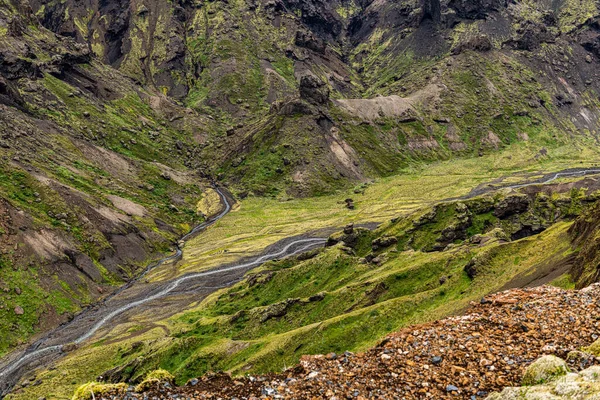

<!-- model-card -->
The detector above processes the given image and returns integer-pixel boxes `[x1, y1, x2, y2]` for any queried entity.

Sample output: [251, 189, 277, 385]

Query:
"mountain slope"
[4, 0, 600, 398]
[30, 0, 600, 196]
[0, 0, 216, 356]
[71, 284, 600, 399]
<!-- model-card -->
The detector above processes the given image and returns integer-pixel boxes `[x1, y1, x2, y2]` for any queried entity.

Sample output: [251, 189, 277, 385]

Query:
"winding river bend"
[0, 187, 327, 395]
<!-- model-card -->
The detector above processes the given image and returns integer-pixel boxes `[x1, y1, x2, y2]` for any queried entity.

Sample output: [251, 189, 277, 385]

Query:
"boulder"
[583, 337, 600, 356]
[299, 73, 330, 105]
[135, 369, 175, 392]
[451, 34, 492, 55]
[521, 355, 568, 386]
[343, 223, 354, 235]
[372, 236, 398, 251]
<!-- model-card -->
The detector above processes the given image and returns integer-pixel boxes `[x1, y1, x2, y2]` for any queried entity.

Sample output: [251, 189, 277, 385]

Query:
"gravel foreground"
[100, 285, 600, 399]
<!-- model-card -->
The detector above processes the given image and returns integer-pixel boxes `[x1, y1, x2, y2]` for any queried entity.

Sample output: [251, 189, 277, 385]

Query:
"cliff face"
[569, 202, 600, 288]
[28, 0, 600, 196]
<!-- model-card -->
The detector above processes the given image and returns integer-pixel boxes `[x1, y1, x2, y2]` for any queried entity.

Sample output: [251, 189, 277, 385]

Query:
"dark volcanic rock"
[299, 73, 330, 105]
[281, 0, 343, 38]
[451, 34, 492, 55]
[295, 30, 327, 54]
[494, 194, 531, 219]
[448, 0, 506, 19]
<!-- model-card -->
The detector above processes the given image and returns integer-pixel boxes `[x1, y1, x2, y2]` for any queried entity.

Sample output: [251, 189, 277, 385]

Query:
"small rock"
[343, 223, 354, 235]
[14, 306, 24, 315]
[446, 384, 459, 392]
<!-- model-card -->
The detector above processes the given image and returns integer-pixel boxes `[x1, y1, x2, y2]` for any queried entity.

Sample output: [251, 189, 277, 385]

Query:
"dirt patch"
[481, 131, 502, 148]
[334, 83, 445, 122]
[292, 169, 307, 183]
[406, 136, 440, 152]
[327, 127, 361, 176]
[445, 125, 467, 151]
[151, 162, 195, 185]
[107, 195, 147, 217]
[335, 95, 416, 121]
[23, 230, 70, 260]
[77, 141, 136, 180]
[94, 205, 132, 225]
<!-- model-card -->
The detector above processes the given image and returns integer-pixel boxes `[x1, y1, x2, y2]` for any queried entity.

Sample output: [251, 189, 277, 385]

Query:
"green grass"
[10, 140, 600, 399]
[157, 141, 600, 279]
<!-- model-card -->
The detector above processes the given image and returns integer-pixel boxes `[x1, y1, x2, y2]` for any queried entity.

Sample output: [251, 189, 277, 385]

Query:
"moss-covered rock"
[135, 369, 175, 392]
[487, 365, 600, 399]
[583, 337, 600, 356]
[72, 382, 127, 400]
[521, 355, 569, 386]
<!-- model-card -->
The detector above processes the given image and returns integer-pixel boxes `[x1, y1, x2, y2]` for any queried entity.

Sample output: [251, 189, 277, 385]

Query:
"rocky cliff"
[28, 0, 600, 196]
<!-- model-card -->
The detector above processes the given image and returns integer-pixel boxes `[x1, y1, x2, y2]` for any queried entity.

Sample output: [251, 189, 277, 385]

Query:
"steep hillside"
[568, 200, 600, 288]
[4, 0, 600, 398]
[68, 284, 600, 399]
[77, 182, 598, 384]
[0, 0, 216, 357]
[9, 167, 600, 399]
[30, 0, 600, 196]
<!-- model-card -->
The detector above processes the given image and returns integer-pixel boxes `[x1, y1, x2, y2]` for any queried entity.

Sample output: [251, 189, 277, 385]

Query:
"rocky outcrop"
[451, 34, 493, 55]
[448, 0, 506, 19]
[520, 355, 569, 386]
[487, 359, 600, 399]
[281, 0, 343, 38]
[494, 194, 531, 219]
[299, 73, 330, 105]
[569, 202, 600, 288]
